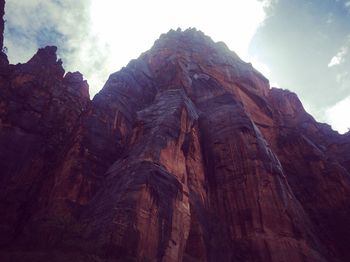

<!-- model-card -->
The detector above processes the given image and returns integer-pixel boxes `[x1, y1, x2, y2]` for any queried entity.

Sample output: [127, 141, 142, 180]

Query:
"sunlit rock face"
[1, 2, 350, 260]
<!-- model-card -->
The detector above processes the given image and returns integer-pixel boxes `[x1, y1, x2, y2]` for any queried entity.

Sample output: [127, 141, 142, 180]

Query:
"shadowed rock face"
[0, 5, 350, 262]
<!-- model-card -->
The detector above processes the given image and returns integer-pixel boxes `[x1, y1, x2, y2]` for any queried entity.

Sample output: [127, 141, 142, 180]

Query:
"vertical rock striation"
[0, 4, 350, 260]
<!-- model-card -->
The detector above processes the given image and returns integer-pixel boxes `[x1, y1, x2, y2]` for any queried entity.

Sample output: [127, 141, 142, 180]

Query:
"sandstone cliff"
[1, 2, 350, 262]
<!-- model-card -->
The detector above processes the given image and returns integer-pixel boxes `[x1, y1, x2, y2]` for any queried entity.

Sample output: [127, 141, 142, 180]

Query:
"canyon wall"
[1, 2, 350, 261]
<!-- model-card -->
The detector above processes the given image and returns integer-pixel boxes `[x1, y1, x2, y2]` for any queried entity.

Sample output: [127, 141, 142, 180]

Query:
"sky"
[3, 0, 350, 133]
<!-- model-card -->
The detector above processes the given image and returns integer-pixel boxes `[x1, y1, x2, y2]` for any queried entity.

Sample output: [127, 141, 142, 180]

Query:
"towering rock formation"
[1, 2, 350, 261]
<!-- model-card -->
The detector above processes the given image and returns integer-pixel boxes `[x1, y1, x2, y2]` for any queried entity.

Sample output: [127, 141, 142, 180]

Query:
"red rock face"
[0, 8, 350, 262]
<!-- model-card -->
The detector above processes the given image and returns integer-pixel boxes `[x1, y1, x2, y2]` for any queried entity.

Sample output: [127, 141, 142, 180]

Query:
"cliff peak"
[27, 46, 60, 65]
[152, 27, 243, 64]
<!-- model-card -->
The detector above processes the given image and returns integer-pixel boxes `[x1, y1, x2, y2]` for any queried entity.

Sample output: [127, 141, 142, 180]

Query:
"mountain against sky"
[1, 0, 350, 261]
[3, 0, 350, 133]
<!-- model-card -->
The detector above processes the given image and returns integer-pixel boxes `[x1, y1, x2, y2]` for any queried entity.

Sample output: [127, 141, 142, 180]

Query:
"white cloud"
[260, 0, 279, 9]
[328, 56, 341, 67]
[5, 1, 91, 58]
[251, 57, 271, 78]
[345, 1, 350, 11]
[328, 36, 349, 68]
[326, 96, 350, 134]
[328, 46, 348, 67]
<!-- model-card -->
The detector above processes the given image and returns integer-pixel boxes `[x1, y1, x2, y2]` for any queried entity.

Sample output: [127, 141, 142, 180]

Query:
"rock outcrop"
[0, 2, 350, 261]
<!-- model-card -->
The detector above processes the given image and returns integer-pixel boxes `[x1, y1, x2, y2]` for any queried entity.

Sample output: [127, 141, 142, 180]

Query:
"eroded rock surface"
[0, 5, 350, 261]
